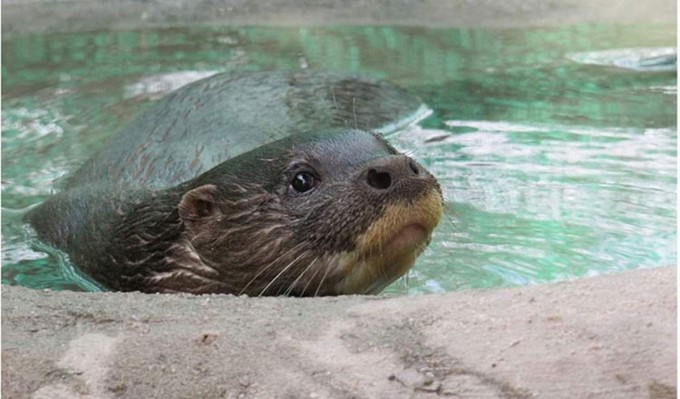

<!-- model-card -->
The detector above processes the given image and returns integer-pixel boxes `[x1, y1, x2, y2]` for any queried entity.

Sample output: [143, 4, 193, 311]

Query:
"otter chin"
[333, 189, 443, 295]
[25, 70, 443, 296]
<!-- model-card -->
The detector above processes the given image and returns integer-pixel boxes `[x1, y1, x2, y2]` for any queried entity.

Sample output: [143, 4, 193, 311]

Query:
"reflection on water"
[1, 24, 676, 293]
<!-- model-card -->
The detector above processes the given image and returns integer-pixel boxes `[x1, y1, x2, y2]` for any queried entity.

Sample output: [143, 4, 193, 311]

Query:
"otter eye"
[291, 172, 315, 193]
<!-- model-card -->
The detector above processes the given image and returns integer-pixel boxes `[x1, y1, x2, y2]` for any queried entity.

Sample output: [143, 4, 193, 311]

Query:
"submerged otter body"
[27, 71, 443, 296]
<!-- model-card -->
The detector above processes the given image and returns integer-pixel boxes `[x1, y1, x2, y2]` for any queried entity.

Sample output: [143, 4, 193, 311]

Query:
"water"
[2, 24, 676, 294]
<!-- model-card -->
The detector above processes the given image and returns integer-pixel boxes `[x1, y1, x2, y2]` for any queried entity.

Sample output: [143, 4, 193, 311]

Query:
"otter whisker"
[314, 261, 333, 297]
[441, 208, 457, 232]
[300, 256, 324, 296]
[238, 241, 307, 295]
[283, 256, 319, 296]
[258, 251, 308, 297]
[330, 86, 339, 112]
[403, 271, 411, 291]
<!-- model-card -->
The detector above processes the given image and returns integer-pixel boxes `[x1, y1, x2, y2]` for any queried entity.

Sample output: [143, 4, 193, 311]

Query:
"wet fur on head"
[93, 129, 442, 295]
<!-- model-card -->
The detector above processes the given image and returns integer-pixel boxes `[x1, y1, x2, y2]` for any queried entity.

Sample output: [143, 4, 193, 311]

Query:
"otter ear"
[178, 185, 220, 229]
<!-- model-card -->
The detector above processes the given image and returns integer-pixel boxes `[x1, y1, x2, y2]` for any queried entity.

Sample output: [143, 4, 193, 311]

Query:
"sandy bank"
[2, 266, 676, 398]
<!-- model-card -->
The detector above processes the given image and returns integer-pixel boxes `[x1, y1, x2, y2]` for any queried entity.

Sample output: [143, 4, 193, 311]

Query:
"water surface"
[2, 24, 676, 293]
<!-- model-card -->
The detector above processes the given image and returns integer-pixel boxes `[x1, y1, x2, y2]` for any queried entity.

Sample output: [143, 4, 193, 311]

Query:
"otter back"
[66, 71, 424, 191]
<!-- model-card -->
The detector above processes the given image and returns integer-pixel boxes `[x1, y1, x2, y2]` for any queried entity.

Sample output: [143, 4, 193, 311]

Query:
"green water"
[2, 24, 676, 294]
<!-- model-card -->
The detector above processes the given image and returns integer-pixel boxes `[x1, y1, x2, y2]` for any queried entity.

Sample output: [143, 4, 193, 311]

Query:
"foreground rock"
[2, 267, 676, 398]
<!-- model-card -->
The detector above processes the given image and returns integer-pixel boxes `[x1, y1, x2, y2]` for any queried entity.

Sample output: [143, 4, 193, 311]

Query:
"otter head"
[175, 129, 442, 296]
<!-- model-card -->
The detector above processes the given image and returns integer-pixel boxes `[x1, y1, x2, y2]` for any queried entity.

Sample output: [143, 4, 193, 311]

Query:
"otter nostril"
[367, 169, 392, 190]
[409, 160, 419, 175]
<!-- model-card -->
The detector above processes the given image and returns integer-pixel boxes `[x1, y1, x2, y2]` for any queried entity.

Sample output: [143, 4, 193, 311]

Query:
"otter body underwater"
[27, 71, 443, 296]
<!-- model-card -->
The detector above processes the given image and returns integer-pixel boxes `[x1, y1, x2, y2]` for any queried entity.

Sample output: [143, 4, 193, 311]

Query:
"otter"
[26, 71, 443, 296]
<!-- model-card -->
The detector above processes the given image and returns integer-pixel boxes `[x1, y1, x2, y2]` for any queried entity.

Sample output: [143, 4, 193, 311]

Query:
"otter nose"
[364, 155, 424, 191]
